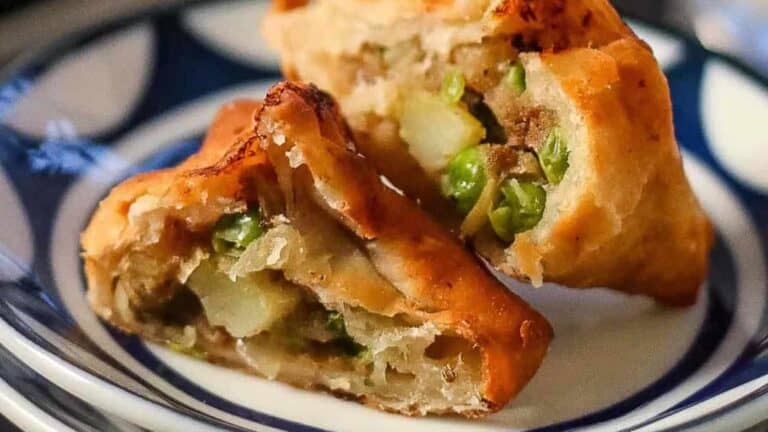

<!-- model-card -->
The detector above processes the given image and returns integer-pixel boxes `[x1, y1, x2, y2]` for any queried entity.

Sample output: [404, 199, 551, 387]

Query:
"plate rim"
[0, 375, 76, 432]
[0, 314, 229, 432]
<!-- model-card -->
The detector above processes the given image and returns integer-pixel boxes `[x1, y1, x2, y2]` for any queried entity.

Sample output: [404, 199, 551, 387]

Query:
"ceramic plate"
[0, 1, 767, 431]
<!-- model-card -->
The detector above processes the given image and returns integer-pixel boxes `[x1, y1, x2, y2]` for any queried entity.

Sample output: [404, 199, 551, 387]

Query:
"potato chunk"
[187, 260, 301, 338]
[398, 92, 485, 173]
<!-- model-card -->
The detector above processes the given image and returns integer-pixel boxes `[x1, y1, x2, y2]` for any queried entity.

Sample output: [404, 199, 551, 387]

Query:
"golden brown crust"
[81, 100, 262, 260]
[81, 83, 552, 415]
[520, 41, 712, 305]
[180, 99, 262, 170]
[263, 0, 712, 306]
[81, 100, 265, 323]
[492, 39, 712, 306]
[544, 39, 713, 305]
[265, 0, 633, 59]
[256, 82, 552, 407]
[270, 0, 629, 42]
[486, 0, 631, 47]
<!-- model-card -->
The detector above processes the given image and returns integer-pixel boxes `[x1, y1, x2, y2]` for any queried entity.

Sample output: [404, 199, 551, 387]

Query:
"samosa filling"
[354, 38, 570, 243]
[184, 208, 370, 360]
[402, 59, 567, 242]
[120, 205, 483, 408]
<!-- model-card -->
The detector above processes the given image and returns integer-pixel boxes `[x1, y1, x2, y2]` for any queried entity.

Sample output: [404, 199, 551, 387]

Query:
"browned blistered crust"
[511, 41, 714, 306]
[256, 83, 552, 410]
[81, 83, 552, 416]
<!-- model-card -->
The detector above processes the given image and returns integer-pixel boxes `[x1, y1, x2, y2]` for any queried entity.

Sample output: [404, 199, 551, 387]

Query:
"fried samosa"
[263, 0, 713, 306]
[81, 82, 552, 417]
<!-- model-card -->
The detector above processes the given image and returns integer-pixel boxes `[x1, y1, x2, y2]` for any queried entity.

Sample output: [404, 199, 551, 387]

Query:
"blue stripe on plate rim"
[0, 1, 767, 431]
[0, 337, 147, 432]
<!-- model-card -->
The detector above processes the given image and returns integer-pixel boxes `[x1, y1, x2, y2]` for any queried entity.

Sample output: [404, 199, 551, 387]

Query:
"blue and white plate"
[1, 1, 767, 431]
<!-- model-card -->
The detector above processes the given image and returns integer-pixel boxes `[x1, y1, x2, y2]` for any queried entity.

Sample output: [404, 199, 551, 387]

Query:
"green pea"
[489, 179, 546, 241]
[504, 60, 526, 95]
[440, 68, 466, 104]
[488, 206, 516, 242]
[326, 311, 347, 335]
[538, 128, 569, 184]
[211, 208, 264, 255]
[441, 146, 488, 214]
[326, 311, 366, 356]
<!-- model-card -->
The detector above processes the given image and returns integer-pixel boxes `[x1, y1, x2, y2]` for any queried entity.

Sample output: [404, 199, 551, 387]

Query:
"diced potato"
[187, 260, 301, 338]
[398, 92, 485, 173]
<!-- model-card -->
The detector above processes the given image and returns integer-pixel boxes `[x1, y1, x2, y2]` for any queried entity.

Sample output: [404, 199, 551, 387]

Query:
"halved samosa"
[81, 82, 552, 417]
[263, 0, 713, 306]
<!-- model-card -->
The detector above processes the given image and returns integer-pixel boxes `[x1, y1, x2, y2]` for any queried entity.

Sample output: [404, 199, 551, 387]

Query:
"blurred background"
[0, 0, 766, 74]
